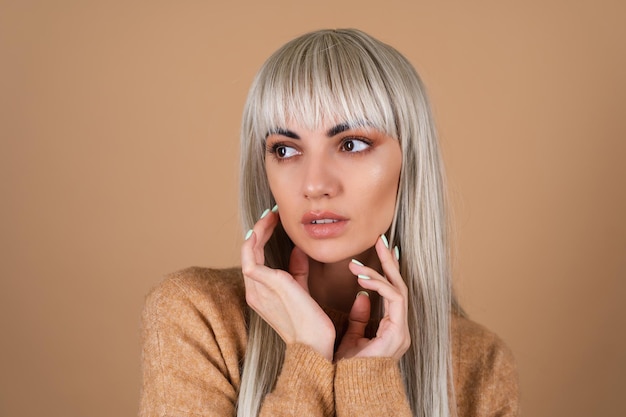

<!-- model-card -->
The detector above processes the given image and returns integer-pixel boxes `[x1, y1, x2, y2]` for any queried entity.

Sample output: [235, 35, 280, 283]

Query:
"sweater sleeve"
[258, 343, 334, 417]
[140, 269, 247, 417]
[334, 357, 412, 417]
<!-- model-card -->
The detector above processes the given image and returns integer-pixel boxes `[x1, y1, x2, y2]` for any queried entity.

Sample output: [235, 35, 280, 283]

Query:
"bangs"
[246, 30, 400, 141]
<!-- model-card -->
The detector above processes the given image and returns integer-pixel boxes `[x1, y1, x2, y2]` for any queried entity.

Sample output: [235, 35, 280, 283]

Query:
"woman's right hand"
[241, 207, 336, 361]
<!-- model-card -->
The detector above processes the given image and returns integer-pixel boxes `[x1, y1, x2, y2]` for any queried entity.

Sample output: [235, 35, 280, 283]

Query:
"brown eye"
[268, 143, 299, 159]
[341, 138, 370, 153]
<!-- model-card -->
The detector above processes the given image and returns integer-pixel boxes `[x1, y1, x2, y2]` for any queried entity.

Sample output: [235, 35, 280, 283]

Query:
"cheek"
[265, 167, 297, 222]
[378, 177, 400, 225]
[364, 163, 400, 207]
[265, 171, 277, 200]
[362, 157, 401, 229]
[265, 165, 284, 200]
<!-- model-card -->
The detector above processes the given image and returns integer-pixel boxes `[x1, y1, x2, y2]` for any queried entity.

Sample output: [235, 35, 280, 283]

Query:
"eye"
[341, 138, 371, 153]
[268, 143, 300, 160]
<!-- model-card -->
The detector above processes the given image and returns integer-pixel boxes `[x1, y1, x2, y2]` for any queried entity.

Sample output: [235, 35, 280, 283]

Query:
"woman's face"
[265, 122, 402, 263]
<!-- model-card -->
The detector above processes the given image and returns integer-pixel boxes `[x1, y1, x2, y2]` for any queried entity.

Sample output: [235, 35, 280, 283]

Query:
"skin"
[241, 122, 410, 362]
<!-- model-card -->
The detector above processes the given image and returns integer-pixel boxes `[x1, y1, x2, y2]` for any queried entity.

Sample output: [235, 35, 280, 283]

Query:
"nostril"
[302, 159, 340, 199]
[304, 192, 331, 199]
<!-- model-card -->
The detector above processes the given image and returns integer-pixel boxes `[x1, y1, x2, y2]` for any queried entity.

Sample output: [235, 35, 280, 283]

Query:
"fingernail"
[394, 246, 400, 261]
[351, 259, 364, 266]
[357, 274, 371, 280]
[259, 208, 270, 219]
[271, 204, 279, 213]
[380, 234, 389, 249]
[244, 229, 253, 240]
[356, 290, 369, 298]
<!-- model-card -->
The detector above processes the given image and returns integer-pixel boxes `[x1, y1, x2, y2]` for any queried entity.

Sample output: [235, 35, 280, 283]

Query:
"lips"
[301, 211, 348, 238]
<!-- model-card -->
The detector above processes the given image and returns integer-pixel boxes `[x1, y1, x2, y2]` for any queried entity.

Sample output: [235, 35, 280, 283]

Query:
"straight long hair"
[238, 29, 460, 417]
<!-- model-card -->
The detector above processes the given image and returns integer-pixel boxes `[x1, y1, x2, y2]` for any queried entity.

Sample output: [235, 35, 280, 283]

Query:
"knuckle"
[398, 331, 411, 351]
[396, 283, 408, 299]
[390, 290, 404, 303]
[241, 265, 255, 277]
[403, 338, 411, 352]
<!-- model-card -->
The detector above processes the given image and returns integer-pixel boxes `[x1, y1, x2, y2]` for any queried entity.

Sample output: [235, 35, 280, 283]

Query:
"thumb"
[345, 291, 371, 339]
[289, 246, 309, 291]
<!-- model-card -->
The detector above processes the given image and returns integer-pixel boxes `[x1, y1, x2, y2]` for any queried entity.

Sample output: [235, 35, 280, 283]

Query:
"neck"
[307, 247, 381, 314]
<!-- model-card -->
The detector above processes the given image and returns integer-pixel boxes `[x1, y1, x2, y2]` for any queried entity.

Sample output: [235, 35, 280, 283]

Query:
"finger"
[375, 237, 407, 296]
[241, 231, 259, 278]
[393, 245, 400, 266]
[289, 246, 309, 291]
[358, 278, 406, 325]
[241, 231, 280, 285]
[348, 260, 395, 291]
[243, 206, 280, 265]
[344, 291, 371, 338]
[242, 226, 265, 268]
[354, 273, 402, 304]
[349, 265, 405, 324]
[253, 207, 280, 262]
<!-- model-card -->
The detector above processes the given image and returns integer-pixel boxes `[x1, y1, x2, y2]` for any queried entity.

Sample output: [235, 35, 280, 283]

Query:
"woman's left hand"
[334, 236, 410, 361]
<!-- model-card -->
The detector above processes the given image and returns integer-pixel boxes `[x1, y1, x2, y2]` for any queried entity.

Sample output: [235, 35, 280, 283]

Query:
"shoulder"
[451, 314, 514, 361]
[142, 266, 246, 332]
[140, 267, 247, 415]
[144, 266, 245, 312]
[451, 314, 520, 416]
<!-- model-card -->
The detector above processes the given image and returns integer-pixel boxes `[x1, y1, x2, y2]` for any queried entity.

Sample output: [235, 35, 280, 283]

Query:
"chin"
[305, 251, 349, 264]
[297, 240, 368, 265]
[284, 226, 377, 264]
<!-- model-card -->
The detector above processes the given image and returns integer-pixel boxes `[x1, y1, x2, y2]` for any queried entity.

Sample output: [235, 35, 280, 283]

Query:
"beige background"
[1, 1, 625, 416]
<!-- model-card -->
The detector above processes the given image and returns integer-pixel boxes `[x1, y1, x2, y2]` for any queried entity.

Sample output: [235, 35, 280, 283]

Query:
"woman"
[140, 29, 519, 417]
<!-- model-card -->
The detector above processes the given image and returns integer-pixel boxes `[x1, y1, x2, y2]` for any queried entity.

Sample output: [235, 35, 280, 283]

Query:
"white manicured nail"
[381, 234, 389, 249]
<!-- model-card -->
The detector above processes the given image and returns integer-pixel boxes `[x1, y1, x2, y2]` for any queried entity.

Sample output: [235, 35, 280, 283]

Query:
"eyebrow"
[265, 128, 300, 139]
[326, 122, 352, 137]
[265, 122, 365, 140]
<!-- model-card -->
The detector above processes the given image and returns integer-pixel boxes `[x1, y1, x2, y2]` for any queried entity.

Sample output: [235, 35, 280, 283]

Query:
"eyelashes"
[341, 137, 372, 152]
[266, 143, 299, 159]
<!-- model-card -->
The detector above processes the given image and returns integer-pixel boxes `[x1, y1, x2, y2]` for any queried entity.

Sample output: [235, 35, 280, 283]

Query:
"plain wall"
[1, 1, 624, 416]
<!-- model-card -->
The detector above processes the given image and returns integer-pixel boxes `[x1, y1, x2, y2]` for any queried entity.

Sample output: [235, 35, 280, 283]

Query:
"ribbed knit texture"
[335, 357, 411, 415]
[262, 343, 335, 416]
[140, 267, 519, 416]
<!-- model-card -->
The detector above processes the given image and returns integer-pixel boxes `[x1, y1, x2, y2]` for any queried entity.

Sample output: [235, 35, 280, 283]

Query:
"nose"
[302, 154, 340, 199]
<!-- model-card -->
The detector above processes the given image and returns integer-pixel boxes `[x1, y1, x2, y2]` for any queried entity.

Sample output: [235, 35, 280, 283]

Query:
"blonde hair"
[238, 28, 461, 417]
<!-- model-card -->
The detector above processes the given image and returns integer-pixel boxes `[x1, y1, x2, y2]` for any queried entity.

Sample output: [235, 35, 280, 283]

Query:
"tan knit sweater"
[140, 267, 519, 416]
